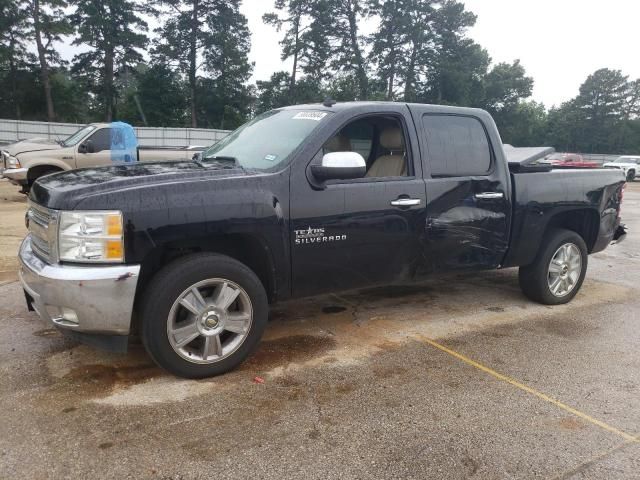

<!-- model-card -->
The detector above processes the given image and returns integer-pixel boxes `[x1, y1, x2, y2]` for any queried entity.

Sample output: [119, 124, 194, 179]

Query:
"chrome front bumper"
[18, 235, 140, 335]
[2, 167, 28, 184]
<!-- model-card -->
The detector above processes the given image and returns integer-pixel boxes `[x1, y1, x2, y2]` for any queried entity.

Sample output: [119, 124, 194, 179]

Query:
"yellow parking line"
[420, 336, 639, 443]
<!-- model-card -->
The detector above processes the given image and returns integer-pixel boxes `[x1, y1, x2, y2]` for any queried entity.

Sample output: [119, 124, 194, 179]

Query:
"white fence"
[0, 119, 231, 147]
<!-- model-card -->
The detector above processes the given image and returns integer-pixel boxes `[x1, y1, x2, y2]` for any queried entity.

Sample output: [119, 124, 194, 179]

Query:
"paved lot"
[0, 179, 638, 479]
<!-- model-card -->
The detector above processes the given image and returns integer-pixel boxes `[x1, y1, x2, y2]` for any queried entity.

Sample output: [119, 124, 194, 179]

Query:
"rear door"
[409, 107, 511, 272]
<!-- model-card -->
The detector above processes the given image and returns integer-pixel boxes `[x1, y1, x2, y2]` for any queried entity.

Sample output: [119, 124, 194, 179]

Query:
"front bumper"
[18, 235, 140, 335]
[2, 167, 28, 185]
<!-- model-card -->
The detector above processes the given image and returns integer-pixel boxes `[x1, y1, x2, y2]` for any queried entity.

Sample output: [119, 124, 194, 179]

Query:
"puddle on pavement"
[241, 334, 337, 372]
[63, 363, 161, 387]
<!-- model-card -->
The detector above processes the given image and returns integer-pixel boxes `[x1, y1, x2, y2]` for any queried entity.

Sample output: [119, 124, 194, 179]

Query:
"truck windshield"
[62, 125, 96, 147]
[201, 110, 331, 171]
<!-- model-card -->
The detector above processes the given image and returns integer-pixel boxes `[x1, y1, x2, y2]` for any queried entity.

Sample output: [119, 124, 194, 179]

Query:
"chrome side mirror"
[311, 151, 366, 181]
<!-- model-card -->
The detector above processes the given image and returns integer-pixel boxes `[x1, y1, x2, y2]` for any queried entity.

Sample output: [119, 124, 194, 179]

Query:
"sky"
[240, 0, 640, 108]
[56, 0, 640, 109]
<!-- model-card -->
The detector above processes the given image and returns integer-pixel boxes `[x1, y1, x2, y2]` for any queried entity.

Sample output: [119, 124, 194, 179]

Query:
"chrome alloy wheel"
[547, 243, 582, 297]
[167, 279, 253, 364]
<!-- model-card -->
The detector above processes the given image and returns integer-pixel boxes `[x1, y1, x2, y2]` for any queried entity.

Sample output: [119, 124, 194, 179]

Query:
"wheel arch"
[544, 208, 600, 253]
[135, 233, 278, 312]
[26, 163, 65, 183]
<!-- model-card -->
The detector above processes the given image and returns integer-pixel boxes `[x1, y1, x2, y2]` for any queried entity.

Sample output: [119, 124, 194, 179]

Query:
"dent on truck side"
[73, 170, 291, 303]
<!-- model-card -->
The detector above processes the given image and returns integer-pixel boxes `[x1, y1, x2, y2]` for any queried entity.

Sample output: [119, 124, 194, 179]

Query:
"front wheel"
[519, 228, 588, 305]
[626, 170, 635, 182]
[140, 253, 268, 378]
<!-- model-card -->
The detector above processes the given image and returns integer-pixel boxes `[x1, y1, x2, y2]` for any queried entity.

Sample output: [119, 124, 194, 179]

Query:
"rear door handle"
[391, 198, 421, 207]
[474, 192, 504, 200]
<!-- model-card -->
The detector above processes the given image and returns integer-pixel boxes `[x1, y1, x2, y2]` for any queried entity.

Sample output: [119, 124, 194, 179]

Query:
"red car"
[544, 153, 599, 168]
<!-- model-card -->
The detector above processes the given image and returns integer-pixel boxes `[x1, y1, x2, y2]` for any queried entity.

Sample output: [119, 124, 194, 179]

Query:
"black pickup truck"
[19, 102, 626, 378]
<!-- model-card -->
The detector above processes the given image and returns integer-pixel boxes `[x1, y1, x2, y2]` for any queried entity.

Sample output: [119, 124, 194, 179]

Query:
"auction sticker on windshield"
[293, 112, 328, 121]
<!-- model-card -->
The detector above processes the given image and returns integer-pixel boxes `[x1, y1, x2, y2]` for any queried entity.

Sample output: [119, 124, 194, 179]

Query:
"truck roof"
[281, 101, 488, 116]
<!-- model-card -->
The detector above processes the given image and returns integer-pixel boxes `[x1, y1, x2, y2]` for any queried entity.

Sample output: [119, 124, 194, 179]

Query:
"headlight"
[7, 156, 21, 168]
[58, 211, 124, 263]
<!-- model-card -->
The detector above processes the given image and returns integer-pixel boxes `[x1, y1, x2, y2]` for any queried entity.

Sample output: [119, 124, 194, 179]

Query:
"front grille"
[27, 202, 56, 263]
[1, 151, 7, 169]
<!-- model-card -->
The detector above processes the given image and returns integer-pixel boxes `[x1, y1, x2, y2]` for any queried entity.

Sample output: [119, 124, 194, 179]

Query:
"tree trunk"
[345, 1, 367, 99]
[289, 13, 300, 98]
[189, 0, 199, 128]
[8, 37, 21, 120]
[33, 0, 55, 122]
[104, 45, 114, 122]
[387, 42, 396, 100]
[404, 45, 417, 102]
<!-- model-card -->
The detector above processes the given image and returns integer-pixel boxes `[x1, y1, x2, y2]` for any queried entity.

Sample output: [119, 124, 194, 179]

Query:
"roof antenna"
[323, 97, 337, 107]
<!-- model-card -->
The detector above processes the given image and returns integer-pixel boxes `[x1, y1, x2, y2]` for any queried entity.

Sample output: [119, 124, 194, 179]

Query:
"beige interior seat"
[366, 127, 406, 177]
[324, 134, 352, 153]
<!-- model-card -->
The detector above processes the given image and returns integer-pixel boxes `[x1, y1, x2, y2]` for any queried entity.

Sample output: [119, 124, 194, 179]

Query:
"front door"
[409, 107, 511, 272]
[289, 109, 427, 298]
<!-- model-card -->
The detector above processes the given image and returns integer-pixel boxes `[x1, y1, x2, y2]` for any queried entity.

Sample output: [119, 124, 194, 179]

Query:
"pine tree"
[263, 0, 331, 99]
[70, 0, 153, 121]
[154, 0, 252, 128]
[28, 0, 73, 121]
[0, 0, 33, 119]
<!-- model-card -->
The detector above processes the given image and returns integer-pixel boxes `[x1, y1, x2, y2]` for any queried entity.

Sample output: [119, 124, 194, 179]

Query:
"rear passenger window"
[422, 115, 491, 176]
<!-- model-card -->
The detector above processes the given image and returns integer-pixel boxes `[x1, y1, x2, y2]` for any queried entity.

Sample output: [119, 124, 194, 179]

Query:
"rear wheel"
[626, 170, 635, 182]
[519, 228, 587, 305]
[140, 253, 268, 378]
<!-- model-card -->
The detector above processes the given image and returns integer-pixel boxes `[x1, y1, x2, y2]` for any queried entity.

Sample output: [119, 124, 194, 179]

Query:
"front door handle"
[475, 192, 504, 200]
[391, 198, 421, 207]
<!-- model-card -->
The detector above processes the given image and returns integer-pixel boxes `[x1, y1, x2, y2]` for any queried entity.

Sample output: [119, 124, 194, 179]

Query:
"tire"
[626, 170, 635, 182]
[140, 253, 268, 378]
[518, 228, 588, 305]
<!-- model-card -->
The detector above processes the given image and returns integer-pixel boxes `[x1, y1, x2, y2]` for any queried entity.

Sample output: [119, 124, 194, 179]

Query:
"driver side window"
[321, 116, 409, 179]
[85, 128, 111, 153]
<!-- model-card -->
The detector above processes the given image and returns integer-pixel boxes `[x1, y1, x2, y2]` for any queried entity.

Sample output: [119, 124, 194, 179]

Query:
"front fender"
[17, 154, 75, 172]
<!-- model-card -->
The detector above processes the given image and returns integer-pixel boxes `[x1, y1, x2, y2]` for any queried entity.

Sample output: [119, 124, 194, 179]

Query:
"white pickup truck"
[1, 123, 206, 192]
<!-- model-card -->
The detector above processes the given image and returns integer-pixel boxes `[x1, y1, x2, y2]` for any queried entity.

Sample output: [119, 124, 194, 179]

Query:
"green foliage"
[153, 0, 253, 127]
[0, 0, 35, 119]
[1, 0, 639, 156]
[70, 0, 152, 121]
[544, 69, 640, 154]
[117, 64, 187, 127]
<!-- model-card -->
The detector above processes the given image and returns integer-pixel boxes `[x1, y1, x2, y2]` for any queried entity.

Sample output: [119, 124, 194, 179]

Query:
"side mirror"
[311, 152, 366, 181]
[79, 140, 95, 154]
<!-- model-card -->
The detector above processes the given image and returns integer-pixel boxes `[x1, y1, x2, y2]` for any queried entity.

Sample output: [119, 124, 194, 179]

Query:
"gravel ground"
[0, 178, 638, 479]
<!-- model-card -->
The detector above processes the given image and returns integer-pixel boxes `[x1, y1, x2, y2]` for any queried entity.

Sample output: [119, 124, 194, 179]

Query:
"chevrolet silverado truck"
[1, 122, 205, 193]
[18, 102, 627, 378]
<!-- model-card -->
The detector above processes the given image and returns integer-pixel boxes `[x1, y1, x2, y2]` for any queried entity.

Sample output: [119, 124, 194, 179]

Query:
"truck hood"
[3, 138, 62, 156]
[30, 161, 252, 210]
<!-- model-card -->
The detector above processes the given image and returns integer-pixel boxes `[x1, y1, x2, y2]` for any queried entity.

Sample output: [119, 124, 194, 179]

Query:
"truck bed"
[503, 167, 625, 268]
